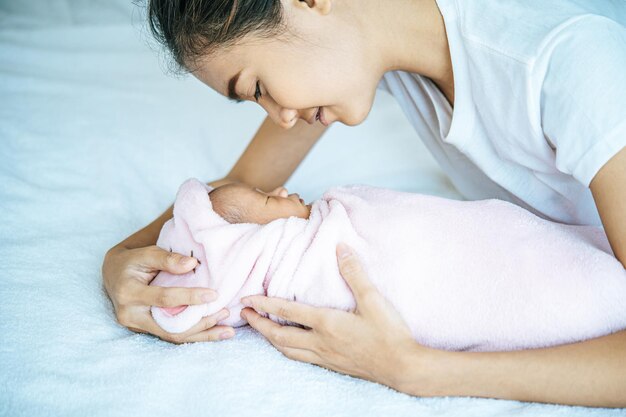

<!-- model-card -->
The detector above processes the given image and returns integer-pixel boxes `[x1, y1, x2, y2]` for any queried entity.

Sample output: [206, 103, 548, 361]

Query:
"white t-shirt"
[377, 0, 626, 226]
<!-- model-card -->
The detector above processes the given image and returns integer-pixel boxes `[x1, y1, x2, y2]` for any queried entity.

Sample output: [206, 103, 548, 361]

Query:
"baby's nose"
[271, 186, 289, 197]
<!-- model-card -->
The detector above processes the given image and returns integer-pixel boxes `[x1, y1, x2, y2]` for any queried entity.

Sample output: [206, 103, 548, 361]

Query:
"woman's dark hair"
[147, 0, 286, 72]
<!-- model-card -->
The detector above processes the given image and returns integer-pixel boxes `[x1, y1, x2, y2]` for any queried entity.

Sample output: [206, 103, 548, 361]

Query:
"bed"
[0, 2, 623, 416]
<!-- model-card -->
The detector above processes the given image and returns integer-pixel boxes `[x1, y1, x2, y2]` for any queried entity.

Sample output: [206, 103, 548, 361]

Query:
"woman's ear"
[295, 0, 332, 15]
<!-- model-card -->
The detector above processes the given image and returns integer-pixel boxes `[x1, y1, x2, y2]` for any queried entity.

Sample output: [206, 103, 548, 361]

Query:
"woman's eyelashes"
[254, 81, 262, 102]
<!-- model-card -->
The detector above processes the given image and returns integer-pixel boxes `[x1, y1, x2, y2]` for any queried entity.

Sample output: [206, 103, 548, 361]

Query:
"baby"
[150, 178, 626, 352]
[207, 182, 312, 224]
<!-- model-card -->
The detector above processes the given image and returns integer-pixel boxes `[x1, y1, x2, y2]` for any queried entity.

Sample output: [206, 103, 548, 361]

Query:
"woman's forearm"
[228, 116, 328, 190]
[398, 329, 626, 407]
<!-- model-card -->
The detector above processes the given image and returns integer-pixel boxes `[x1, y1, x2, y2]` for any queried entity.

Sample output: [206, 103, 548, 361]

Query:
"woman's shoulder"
[450, 0, 626, 63]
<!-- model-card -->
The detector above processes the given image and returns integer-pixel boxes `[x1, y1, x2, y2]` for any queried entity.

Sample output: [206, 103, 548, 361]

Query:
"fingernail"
[240, 297, 251, 307]
[201, 292, 217, 303]
[337, 242, 351, 259]
[220, 331, 233, 340]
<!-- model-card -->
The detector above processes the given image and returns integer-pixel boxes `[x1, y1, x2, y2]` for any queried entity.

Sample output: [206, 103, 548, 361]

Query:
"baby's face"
[209, 182, 312, 224]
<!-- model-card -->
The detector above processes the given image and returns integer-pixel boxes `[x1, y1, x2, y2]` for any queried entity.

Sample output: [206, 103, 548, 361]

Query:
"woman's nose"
[272, 108, 299, 129]
[262, 100, 300, 129]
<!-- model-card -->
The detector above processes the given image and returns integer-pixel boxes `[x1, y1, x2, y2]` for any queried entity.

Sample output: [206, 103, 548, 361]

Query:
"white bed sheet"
[0, 2, 623, 416]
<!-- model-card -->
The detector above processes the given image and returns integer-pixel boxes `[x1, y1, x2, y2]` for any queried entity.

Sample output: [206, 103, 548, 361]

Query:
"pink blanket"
[150, 178, 626, 351]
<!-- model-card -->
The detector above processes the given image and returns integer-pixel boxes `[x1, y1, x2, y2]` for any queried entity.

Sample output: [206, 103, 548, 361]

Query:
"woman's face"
[189, 0, 383, 129]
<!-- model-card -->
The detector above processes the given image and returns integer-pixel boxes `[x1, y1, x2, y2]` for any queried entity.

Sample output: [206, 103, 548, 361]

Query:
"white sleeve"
[538, 16, 626, 187]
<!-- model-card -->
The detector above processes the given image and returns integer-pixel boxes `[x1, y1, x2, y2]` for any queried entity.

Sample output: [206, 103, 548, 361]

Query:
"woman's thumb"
[336, 242, 376, 301]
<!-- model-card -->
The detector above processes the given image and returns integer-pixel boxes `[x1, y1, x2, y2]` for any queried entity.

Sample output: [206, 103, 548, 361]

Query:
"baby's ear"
[173, 178, 228, 231]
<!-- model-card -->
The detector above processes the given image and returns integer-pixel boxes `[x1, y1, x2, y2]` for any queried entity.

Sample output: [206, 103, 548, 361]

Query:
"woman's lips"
[318, 107, 329, 126]
[310, 107, 330, 126]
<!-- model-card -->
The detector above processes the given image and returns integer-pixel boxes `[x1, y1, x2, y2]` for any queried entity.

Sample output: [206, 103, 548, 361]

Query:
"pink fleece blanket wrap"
[150, 178, 626, 352]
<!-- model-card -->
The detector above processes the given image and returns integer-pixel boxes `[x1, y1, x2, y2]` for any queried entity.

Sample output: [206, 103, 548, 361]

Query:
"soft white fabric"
[1, 2, 624, 417]
[377, 0, 626, 226]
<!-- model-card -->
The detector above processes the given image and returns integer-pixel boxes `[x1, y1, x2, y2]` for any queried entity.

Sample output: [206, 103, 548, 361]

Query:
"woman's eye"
[254, 81, 262, 102]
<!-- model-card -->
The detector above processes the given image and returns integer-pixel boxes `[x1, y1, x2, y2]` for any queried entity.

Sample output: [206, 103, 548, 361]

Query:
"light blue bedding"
[0, 2, 623, 416]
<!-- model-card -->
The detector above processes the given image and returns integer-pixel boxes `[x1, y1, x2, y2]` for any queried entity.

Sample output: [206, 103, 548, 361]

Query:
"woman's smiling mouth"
[318, 107, 329, 126]
[307, 107, 330, 126]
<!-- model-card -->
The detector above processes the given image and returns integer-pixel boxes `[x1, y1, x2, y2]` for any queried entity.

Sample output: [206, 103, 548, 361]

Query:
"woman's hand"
[102, 244, 235, 344]
[239, 242, 438, 390]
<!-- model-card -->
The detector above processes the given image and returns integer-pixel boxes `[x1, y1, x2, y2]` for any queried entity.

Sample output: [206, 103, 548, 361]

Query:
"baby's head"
[209, 182, 311, 224]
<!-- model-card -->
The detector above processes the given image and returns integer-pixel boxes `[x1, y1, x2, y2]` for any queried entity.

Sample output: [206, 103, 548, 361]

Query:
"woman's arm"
[589, 146, 626, 268]
[228, 115, 329, 190]
[102, 116, 329, 342]
[398, 329, 626, 407]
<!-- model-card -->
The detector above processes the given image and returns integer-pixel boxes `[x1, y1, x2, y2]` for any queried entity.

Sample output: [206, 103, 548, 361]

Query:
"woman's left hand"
[240, 242, 432, 389]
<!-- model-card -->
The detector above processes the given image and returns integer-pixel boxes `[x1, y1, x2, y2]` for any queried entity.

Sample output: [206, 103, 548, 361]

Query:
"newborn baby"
[150, 178, 626, 352]
[207, 182, 312, 224]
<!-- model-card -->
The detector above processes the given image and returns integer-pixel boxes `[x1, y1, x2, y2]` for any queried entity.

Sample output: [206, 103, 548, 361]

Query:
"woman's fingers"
[121, 245, 218, 307]
[335, 242, 379, 309]
[240, 295, 324, 329]
[103, 243, 227, 342]
[183, 325, 235, 343]
[180, 308, 231, 336]
[139, 283, 218, 307]
[174, 309, 235, 343]
[241, 307, 317, 349]
[135, 309, 235, 344]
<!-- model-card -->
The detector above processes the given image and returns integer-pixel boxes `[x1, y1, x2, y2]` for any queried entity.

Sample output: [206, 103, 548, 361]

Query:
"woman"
[101, 0, 626, 407]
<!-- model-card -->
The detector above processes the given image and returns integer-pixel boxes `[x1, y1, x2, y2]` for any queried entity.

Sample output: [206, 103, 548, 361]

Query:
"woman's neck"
[364, 0, 454, 104]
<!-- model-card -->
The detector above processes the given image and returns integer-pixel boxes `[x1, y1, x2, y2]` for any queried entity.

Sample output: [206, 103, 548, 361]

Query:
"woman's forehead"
[191, 56, 242, 96]
[192, 38, 294, 93]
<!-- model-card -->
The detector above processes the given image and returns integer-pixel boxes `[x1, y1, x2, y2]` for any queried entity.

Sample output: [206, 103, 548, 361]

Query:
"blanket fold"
[150, 178, 626, 351]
